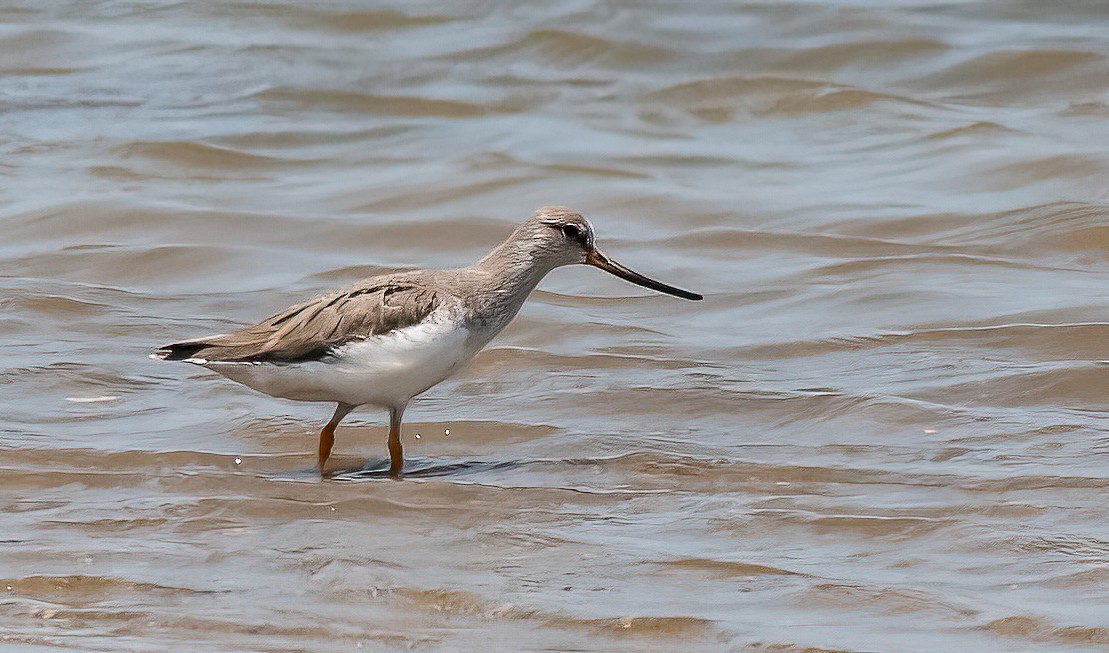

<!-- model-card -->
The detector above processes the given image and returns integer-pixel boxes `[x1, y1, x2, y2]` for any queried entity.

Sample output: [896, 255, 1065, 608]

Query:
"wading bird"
[154, 207, 701, 477]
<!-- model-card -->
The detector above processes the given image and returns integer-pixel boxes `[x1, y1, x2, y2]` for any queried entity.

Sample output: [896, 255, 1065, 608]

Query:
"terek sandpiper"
[154, 206, 702, 477]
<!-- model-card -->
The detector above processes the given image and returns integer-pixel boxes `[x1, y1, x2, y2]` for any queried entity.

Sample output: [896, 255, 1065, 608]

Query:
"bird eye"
[561, 224, 580, 239]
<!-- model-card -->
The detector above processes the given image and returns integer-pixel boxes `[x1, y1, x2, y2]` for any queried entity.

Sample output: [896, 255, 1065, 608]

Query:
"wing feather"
[156, 275, 445, 363]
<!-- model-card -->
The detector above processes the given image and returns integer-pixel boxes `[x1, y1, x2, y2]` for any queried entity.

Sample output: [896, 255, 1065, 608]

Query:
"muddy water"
[3, 1, 1109, 651]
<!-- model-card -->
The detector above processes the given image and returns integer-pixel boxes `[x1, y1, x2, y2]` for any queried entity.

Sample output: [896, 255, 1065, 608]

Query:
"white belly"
[204, 312, 480, 407]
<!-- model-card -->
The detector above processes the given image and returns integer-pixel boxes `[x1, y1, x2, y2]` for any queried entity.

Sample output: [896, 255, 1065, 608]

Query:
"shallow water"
[3, 1, 1109, 651]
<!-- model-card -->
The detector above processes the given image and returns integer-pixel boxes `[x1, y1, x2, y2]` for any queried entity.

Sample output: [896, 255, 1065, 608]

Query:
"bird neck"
[477, 234, 562, 288]
[466, 237, 562, 326]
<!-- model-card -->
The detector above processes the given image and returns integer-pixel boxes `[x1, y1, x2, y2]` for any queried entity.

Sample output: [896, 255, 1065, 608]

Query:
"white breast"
[205, 308, 480, 407]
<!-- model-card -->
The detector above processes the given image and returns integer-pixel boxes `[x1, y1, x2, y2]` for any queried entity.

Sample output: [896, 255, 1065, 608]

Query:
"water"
[2, 1, 1109, 651]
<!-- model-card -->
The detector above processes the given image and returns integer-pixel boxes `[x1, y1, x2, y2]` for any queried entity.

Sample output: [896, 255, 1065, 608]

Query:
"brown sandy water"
[2, 1, 1109, 651]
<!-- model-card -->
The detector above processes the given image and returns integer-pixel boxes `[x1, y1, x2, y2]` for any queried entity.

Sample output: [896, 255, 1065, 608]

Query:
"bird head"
[522, 206, 702, 301]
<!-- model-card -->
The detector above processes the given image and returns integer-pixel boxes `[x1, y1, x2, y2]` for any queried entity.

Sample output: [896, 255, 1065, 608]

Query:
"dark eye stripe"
[563, 225, 590, 247]
[547, 222, 588, 247]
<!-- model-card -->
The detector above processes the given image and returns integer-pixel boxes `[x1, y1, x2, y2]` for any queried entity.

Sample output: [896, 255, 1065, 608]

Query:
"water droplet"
[234, 457, 242, 465]
[444, 429, 450, 436]
[414, 433, 421, 439]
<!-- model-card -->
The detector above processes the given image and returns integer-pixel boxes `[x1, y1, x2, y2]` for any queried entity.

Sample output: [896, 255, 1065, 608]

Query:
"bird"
[153, 206, 702, 477]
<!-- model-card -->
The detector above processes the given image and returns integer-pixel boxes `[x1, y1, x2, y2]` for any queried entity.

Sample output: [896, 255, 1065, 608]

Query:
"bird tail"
[151, 336, 224, 362]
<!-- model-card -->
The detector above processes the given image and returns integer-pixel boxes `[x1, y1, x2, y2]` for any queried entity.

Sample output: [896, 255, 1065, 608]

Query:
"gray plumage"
[158, 272, 446, 363]
[157, 207, 616, 365]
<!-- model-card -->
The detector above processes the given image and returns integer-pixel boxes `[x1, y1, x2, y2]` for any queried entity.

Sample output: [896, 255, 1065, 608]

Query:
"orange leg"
[317, 422, 337, 471]
[387, 404, 406, 478]
[318, 403, 354, 474]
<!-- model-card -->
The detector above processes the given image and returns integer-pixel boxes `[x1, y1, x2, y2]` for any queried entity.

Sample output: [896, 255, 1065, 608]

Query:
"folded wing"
[156, 276, 443, 364]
